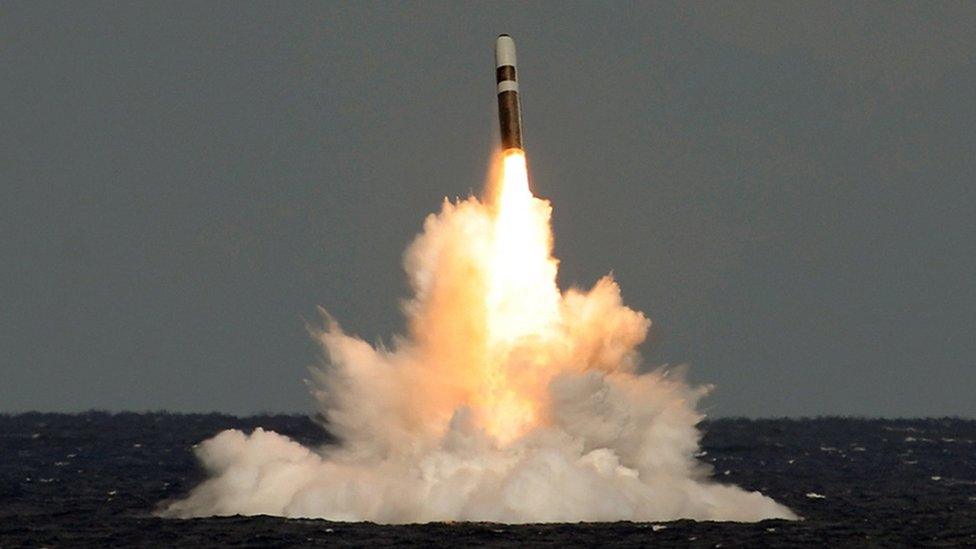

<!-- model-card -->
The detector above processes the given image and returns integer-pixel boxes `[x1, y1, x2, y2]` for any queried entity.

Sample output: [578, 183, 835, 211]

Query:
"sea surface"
[2, 413, 974, 547]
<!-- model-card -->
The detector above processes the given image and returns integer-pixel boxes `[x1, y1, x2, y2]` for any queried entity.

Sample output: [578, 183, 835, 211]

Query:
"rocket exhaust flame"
[159, 36, 796, 524]
[481, 150, 558, 442]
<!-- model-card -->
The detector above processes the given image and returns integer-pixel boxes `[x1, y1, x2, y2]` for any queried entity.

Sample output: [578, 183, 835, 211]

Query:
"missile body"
[495, 35, 523, 151]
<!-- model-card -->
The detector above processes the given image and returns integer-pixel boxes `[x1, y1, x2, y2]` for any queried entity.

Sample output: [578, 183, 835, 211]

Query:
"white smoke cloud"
[160, 162, 796, 523]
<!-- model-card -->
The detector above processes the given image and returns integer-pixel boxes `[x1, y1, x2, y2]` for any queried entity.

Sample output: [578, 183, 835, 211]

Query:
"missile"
[495, 34, 523, 151]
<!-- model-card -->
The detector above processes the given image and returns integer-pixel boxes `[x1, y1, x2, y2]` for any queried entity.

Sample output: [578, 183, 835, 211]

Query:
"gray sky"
[2, 2, 974, 417]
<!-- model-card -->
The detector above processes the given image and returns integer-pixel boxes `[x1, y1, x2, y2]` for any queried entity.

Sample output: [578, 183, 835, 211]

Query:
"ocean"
[2, 413, 974, 547]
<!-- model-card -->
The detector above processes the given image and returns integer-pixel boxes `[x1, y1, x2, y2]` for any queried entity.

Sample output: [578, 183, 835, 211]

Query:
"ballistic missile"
[495, 34, 523, 151]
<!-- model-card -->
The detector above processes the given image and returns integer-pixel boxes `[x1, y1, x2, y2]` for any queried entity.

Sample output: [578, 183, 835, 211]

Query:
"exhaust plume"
[160, 151, 796, 523]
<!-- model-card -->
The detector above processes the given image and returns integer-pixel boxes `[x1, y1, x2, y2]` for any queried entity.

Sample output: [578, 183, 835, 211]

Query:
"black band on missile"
[496, 65, 516, 83]
[497, 90, 522, 150]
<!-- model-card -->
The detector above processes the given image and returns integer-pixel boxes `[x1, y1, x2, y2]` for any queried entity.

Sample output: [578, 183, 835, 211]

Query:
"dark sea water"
[2, 413, 974, 547]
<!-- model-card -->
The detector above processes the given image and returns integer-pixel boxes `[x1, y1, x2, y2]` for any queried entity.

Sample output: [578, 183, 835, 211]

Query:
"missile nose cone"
[495, 35, 517, 68]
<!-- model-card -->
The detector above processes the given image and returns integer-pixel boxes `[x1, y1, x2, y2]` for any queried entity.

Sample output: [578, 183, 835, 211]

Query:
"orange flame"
[474, 149, 562, 442]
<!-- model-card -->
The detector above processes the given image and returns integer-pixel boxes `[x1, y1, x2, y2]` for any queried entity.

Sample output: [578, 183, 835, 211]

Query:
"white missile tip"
[495, 35, 517, 68]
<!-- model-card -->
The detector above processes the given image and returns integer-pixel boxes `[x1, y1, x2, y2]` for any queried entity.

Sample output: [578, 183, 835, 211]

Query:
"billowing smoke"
[160, 152, 796, 523]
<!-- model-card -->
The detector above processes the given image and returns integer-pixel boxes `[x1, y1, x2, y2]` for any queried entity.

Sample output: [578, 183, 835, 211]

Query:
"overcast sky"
[2, 2, 974, 417]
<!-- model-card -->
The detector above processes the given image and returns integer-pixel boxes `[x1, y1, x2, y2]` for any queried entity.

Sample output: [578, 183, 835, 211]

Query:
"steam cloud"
[161, 156, 796, 523]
